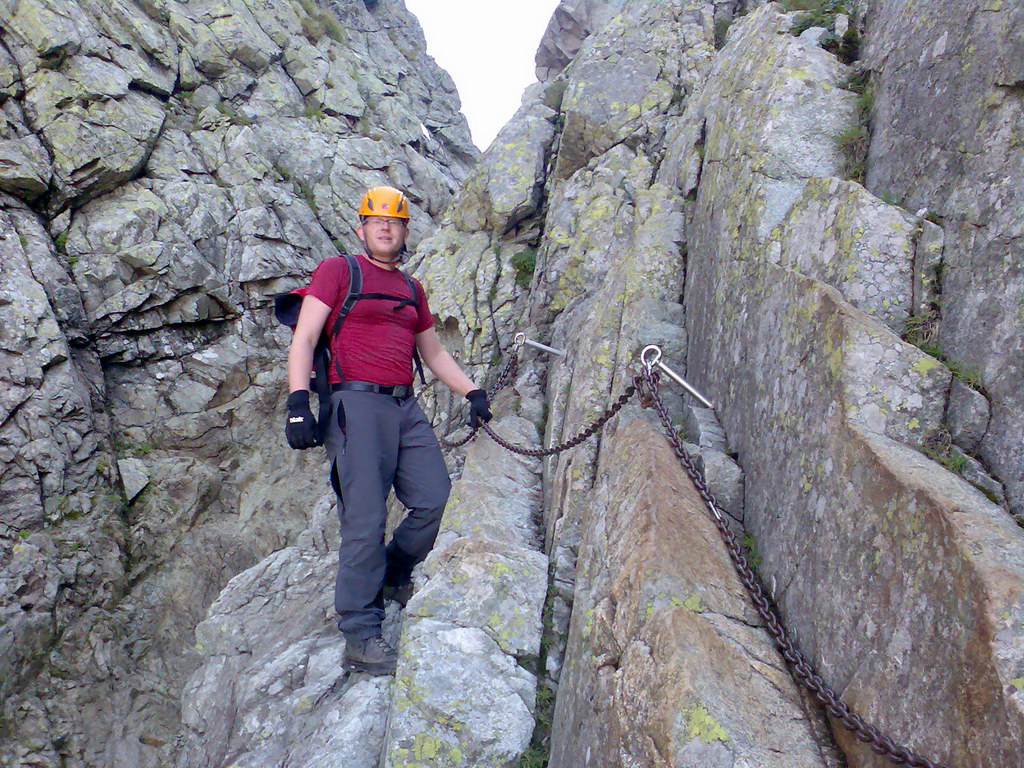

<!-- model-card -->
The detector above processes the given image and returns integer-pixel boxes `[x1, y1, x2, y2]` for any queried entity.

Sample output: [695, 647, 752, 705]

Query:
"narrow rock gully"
[174, 344, 944, 768]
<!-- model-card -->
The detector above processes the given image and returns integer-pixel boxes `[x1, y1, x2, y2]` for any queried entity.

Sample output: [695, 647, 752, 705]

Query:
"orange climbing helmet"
[359, 186, 410, 220]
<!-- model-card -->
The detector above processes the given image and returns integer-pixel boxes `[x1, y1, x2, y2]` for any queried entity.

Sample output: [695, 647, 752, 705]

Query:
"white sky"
[404, 0, 562, 151]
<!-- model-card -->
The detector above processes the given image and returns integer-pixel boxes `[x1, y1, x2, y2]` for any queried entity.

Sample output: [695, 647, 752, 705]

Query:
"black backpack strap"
[324, 256, 427, 388]
[411, 347, 427, 387]
[329, 254, 362, 385]
[399, 272, 420, 309]
[353, 291, 417, 309]
[330, 254, 362, 339]
[401, 271, 428, 387]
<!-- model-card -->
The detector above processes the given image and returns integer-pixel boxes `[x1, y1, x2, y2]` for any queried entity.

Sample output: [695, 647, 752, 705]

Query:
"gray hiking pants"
[324, 389, 451, 639]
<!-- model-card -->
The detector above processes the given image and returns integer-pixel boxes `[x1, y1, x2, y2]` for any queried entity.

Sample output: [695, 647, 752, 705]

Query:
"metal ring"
[514, 332, 526, 347]
[640, 344, 662, 373]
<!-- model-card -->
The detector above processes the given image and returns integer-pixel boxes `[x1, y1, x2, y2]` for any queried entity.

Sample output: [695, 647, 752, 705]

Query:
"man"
[284, 186, 492, 675]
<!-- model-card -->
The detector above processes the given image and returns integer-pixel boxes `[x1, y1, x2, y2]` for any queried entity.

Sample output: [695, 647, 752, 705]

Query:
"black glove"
[286, 390, 320, 449]
[466, 389, 492, 428]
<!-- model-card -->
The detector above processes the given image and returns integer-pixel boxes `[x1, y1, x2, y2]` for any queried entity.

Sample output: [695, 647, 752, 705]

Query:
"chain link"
[638, 368, 953, 768]
[480, 379, 640, 457]
[438, 341, 521, 448]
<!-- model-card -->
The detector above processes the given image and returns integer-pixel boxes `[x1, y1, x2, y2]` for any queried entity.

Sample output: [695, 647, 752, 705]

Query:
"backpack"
[274, 253, 427, 442]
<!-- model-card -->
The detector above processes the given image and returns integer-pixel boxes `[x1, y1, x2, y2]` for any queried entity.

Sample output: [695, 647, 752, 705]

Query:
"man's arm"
[415, 327, 477, 396]
[287, 295, 332, 393]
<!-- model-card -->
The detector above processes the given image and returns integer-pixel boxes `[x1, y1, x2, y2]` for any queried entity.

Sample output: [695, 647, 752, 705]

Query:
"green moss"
[741, 532, 762, 571]
[216, 102, 253, 126]
[54, 231, 68, 253]
[298, 182, 320, 216]
[294, 0, 345, 43]
[115, 436, 156, 457]
[511, 248, 537, 289]
[303, 104, 326, 121]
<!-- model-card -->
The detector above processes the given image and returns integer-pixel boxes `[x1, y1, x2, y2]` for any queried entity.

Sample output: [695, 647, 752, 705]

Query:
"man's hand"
[286, 390, 320, 449]
[465, 389, 492, 428]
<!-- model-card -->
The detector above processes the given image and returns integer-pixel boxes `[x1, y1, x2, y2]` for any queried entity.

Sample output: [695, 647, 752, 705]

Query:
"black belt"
[331, 381, 414, 399]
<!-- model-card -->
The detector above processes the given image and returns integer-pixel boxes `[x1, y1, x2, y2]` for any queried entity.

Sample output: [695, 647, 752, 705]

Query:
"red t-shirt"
[305, 254, 434, 386]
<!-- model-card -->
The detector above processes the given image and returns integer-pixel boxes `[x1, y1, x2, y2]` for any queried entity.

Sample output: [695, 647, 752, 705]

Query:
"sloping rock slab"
[385, 414, 546, 768]
[550, 417, 834, 768]
[177, 497, 393, 768]
[681, 6, 1024, 766]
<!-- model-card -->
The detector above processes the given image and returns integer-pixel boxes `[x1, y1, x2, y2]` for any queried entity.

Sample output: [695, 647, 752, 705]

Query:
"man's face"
[357, 216, 408, 259]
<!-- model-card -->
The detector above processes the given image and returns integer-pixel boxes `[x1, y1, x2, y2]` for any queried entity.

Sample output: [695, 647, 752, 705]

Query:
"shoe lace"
[371, 636, 395, 655]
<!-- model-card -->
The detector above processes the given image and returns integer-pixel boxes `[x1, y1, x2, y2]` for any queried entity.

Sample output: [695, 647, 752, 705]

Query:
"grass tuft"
[836, 68, 873, 183]
[742, 532, 762, 572]
[511, 248, 537, 290]
[295, 0, 345, 43]
[782, 0, 860, 62]
[303, 104, 326, 121]
[921, 427, 969, 475]
[516, 682, 555, 768]
[216, 102, 253, 127]
[902, 309, 984, 390]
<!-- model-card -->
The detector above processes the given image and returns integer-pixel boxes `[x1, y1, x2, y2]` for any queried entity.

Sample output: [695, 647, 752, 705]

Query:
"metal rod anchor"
[515, 332, 566, 356]
[640, 345, 716, 410]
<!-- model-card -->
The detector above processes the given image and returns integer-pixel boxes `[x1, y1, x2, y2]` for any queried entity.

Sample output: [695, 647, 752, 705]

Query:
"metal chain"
[480, 379, 640, 457]
[638, 368, 953, 768]
[436, 338, 951, 766]
[439, 342, 641, 457]
[438, 341, 521, 448]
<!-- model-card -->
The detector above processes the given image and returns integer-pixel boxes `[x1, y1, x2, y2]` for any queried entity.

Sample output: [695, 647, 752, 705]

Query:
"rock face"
[551, 418, 836, 768]
[176, 383, 548, 768]
[0, 1, 476, 765]
[385, 386, 548, 768]
[176, 495, 395, 768]
[413, 0, 1023, 766]
[4, 0, 1023, 767]
[680, 6, 1024, 765]
[534, 0, 629, 81]
[859, 0, 1024, 520]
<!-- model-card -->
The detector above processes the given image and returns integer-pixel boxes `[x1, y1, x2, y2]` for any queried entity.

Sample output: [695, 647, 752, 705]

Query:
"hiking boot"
[383, 581, 414, 607]
[343, 634, 397, 676]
